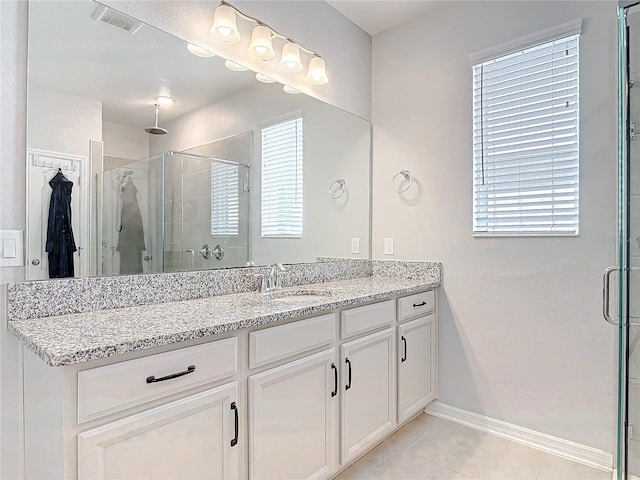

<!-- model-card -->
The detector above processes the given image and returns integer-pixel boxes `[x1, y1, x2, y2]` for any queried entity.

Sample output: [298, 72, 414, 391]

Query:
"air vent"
[91, 5, 143, 34]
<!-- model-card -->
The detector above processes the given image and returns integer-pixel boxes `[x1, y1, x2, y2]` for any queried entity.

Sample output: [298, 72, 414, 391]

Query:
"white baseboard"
[425, 401, 613, 473]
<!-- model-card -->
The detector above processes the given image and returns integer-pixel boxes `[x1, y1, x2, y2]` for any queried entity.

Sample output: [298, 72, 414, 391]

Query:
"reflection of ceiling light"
[209, 1, 329, 85]
[156, 96, 174, 105]
[187, 43, 216, 57]
[255, 73, 275, 83]
[224, 59, 248, 72]
[210, 4, 241, 44]
[283, 85, 301, 94]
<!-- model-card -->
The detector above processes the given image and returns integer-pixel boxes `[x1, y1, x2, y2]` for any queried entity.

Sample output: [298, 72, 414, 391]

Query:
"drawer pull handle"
[230, 402, 239, 447]
[331, 363, 338, 397]
[146, 365, 196, 384]
[401, 336, 407, 363]
[413, 301, 427, 308]
[345, 357, 352, 390]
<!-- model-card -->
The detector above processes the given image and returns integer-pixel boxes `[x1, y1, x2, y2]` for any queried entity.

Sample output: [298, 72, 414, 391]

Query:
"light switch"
[2, 238, 16, 258]
[384, 237, 394, 255]
[0, 230, 24, 267]
[351, 238, 360, 254]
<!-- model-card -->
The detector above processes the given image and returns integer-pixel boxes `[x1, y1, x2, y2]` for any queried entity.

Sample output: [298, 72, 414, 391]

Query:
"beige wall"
[372, 1, 617, 452]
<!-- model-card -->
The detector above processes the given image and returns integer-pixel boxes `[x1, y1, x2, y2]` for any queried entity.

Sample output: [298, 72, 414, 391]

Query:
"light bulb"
[217, 26, 232, 37]
[256, 46, 267, 54]
[187, 44, 216, 58]
[156, 96, 174, 105]
[224, 59, 248, 72]
[283, 85, 301, 94]
[256, 73, 275, 83]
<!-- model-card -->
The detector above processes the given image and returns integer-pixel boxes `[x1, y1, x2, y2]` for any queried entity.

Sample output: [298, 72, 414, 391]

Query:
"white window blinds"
[211, 162, 239, 236]
[261, 117, 303, 238]
[472, 34, 579, 236]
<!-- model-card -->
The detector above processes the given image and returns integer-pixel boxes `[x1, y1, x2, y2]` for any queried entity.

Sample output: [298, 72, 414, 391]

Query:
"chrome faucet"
[257, 262, 287, 292]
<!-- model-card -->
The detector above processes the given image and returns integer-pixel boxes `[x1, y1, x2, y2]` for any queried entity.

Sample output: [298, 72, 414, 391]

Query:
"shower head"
[145, 104, 168, 135]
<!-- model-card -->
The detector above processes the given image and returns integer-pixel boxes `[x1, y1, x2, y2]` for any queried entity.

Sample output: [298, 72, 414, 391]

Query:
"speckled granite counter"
[8, 276, 439, 367]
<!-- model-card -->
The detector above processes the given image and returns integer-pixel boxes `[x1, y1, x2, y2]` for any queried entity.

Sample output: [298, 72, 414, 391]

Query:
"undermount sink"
[268, 290, 333, 302]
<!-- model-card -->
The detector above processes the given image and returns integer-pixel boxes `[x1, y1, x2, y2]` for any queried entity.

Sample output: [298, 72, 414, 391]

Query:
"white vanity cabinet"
[397, 291, 437, 424]
[78, 382, 239, 479]
[248, 314, 338, 480]
[340, 327, 395, 464]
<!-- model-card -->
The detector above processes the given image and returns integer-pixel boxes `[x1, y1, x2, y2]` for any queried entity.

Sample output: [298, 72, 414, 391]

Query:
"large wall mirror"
[25, 0, 371, 280]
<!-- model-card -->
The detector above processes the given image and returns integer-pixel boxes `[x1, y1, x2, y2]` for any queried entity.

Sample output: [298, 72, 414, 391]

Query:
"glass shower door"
[614, 3, 640, 479]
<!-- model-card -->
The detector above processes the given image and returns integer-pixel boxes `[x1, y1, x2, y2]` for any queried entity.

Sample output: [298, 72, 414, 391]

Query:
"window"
[211, 162, 239, 236]
[472, 33, 579, 235]
[261, 116, 303, 237]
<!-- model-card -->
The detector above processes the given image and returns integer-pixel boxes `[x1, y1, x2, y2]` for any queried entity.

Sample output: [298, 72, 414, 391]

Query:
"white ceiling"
[326, 0, 445, 36]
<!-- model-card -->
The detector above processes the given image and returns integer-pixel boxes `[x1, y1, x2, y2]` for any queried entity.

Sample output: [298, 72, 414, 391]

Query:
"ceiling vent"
[91, 5, 143, 34]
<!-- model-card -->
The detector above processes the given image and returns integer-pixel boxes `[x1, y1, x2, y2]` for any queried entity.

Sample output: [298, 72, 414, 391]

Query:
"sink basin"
[268, 290, 333, 302]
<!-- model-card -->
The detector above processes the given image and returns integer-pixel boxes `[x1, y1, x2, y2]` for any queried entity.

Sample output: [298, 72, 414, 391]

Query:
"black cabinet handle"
[331, 363, 338, 397]
[413, 301, 427, 307]
[230, 402, 238, 447]
[345, 357, 352, 390]
[401, 336, 407, 363]
[146, 365, 196, 384]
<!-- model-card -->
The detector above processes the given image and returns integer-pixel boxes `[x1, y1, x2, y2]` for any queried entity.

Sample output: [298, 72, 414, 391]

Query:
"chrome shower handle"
[603, 265, 619, 325]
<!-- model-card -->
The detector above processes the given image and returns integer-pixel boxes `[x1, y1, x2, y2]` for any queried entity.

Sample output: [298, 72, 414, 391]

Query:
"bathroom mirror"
[25, 0, 371, 279]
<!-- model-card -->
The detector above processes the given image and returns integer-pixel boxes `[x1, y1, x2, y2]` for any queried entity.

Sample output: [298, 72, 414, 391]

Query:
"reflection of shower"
[145, 104, 168, 135]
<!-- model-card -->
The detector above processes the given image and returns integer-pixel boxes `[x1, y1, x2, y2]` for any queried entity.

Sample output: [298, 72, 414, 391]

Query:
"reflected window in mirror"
[211, 163, 240, 236]
[261, 116, 303, 238]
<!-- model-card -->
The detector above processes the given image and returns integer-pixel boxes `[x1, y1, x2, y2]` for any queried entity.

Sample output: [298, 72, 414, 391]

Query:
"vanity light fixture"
[248, 24, 275, 60]
[209, 0, 328, 85]
[255, 73, 276, 83]
[210, 3, 241, 44]
[278, 41, 303, 73]
[224, 59, 249, 72]
[283, 85, 301, 94]
[305, 56, 329, 85]
[186, 43, 216, 57]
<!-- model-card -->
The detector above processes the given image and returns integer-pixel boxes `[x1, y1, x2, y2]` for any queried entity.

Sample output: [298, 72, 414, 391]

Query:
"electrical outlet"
[351, 238, 360, 254]
[384, 237, 394, 255]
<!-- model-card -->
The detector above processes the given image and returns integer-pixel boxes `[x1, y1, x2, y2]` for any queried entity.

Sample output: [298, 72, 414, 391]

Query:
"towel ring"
[329, 179, 347, 199]
[391, 170, 413, 193]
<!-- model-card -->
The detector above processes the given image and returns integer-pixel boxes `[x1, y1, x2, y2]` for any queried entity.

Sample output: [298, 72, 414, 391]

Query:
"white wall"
[101, 0, 372, 121]
[0, 1, 28, 478]
[102, 120, 149, 162]
[372, 1, 617, 452]
[28, 90, 102, 157]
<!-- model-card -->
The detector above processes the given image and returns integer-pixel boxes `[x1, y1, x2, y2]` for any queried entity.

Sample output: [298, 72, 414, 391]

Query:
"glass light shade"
[256, 73, 275, 83]
[224, 59, 248, 72]
[187, 44, 216, 57]
[304, 56, 328, 85]
[278, 42, 303, 73]
[156, 95, 174, 105]
[210, 5, 241, 44]
[248, 25, 275, 60]
[283, 85, 301, 94]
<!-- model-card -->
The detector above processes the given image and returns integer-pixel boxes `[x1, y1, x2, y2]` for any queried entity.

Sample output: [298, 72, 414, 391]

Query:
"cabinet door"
[249, 349, 337, 480]
[78, 382, 239, 480]
[398, 314, 436, 423]
[340, 328, 395, 464]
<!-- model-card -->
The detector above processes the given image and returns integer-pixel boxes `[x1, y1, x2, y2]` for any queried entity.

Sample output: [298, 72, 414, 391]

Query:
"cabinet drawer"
[78, 337, 238, 423]
[397, 290, 434, 321]
[249, 314, 335, 369]
[341, 300, 394, 339]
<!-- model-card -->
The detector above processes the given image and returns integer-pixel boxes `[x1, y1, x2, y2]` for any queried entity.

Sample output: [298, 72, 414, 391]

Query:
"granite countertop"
[8, 276, 438, 367]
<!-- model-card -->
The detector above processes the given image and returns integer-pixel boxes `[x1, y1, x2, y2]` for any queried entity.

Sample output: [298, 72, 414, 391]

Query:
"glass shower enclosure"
[96, 151, 250, 276]
[611, 3, 640, 478]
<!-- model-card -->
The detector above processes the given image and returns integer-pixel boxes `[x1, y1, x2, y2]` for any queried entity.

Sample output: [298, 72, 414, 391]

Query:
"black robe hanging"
[45, 170, 77, 278]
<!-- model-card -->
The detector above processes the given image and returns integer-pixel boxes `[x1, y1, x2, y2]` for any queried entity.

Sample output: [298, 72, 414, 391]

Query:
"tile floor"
[334, 414, 612, 480]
